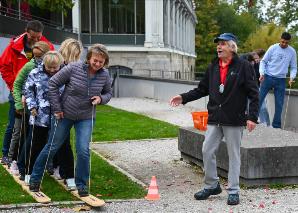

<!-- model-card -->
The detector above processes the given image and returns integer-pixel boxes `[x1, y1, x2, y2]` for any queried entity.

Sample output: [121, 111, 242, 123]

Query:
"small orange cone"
[145, 176, 160, 201]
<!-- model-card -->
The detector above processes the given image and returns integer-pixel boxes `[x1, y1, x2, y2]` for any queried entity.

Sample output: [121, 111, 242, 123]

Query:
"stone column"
[144, 0, 164, 48]
[96, 0, 103, 33]
[171, 1, 176, 48]
[72, 0, 80, 34]
[175, 2, 180, 49]
[163, 0, 170, 47]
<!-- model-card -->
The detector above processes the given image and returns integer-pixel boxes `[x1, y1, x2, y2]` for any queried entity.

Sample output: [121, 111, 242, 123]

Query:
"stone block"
[178, 126, 298, 185]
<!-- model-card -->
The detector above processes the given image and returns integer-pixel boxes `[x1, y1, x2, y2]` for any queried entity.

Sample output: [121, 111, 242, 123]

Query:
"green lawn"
[94, 105, 178, 141]
[0, 102, 178, 204]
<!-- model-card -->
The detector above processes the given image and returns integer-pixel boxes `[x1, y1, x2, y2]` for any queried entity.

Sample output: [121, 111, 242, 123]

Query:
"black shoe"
[78, 188, 89, 197]
[29, 182, 40, 192]
[194, 182, 222, 200]
[227, 193, 239, 205]
[47, 167, 54, 175]
[19, 174, 25, 181]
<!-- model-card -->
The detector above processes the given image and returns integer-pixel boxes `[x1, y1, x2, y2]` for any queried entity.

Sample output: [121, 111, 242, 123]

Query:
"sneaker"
[9, 160, 19, 176]
[227, 193, 240, 205]
[194, 182, 222, 200]
[7, 158, 13, 168]
[1, 156, 10, 165]
[78, 188, 89, 197]
[25, 175, 31, 185]
[53, 167, 62, 180]
[29, 182, 40, 192]
[65, 178, 76, 191]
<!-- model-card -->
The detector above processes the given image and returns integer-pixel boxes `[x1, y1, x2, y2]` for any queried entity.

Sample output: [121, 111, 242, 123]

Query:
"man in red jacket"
[0, 20, 54, 165]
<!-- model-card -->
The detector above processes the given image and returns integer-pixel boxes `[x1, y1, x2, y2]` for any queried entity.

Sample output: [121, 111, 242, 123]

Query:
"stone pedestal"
[178, 126, 298, 186]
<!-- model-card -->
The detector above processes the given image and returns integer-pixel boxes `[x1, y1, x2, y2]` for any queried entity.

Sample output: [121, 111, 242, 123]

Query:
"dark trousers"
[2, 93, 15, 156]
[53, 134, 74, 179]
[18, 125, 49, 175]
[10, 112, 25, 161]
[17, 124, 32, 175]
[27, 126, 49, 174]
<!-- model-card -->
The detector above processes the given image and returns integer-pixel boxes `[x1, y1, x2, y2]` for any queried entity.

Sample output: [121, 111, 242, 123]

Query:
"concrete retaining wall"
[117, 75, 298, 129]
[117, 75, 209, 110]
[179, 126, 298, 185]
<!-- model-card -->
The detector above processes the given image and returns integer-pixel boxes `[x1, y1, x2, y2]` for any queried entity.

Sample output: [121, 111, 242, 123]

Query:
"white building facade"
[72, 0, 197, 80]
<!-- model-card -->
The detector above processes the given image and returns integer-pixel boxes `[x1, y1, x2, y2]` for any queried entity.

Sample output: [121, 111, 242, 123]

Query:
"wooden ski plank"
[1, 163, 51, 203]
[50, 175, 105, 207]
[70, 191, 105, 207]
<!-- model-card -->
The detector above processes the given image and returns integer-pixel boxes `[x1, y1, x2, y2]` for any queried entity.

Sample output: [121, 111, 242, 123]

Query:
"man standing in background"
[259, 32, 297, 128]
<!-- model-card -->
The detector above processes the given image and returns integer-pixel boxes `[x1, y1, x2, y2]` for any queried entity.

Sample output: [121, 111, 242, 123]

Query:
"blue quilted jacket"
[48, 61, 112, 120]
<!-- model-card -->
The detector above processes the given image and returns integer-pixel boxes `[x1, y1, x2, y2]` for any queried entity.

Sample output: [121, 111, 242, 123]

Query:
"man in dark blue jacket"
[170, 33, 259, 205]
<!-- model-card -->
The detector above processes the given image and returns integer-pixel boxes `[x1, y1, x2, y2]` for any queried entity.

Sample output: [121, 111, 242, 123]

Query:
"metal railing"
[121, 69, 196, 81]
[0, 5, 78, 33]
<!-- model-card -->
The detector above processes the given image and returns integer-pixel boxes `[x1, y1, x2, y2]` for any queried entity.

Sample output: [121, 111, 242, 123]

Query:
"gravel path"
[2, 97, 298, 212]
[107, 97, 196, 127]
[95, 98, 298, 212]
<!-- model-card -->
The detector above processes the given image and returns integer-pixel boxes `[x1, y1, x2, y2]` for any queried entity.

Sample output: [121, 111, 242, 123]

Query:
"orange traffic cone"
[145, 176, 160, 201]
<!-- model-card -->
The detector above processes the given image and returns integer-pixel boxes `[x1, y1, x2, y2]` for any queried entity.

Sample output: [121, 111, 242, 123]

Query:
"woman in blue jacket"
[29, 44, 112, 197]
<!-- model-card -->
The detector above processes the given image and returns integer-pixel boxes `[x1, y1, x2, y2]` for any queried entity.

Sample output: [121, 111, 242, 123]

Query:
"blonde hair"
[86, 43, 109, 66]
[32, 41, 50, 54]
[59, 38, 83, 64]
[43, 51, 64, 67]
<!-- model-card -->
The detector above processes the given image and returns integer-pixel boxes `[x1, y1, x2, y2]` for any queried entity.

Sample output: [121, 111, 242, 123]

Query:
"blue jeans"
[259, 75, 285, 128]
[30, 117, 93, 190]
[259, 98, 270, 126]
[2, 93, 15, 156]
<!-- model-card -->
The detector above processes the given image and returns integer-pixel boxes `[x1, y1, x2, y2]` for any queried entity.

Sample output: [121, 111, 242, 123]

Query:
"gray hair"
[226, 40, 238, 53]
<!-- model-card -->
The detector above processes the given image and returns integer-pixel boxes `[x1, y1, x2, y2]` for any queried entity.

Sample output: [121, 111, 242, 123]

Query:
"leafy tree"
[279, 0, 298, 31]
[228, 0, 263, 22]
[241, 23, 285, 52]
[215, 3, 258, 45]
[27, 0, 74, 15]
[262, 0, 298, 31]
[195, 0, 220, 73]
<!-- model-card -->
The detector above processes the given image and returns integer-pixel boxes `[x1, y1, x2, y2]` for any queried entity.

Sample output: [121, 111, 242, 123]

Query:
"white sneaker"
[9, 161, 19, 176]
[53, 167, 62, 180]
[65, 178, 76, 191]
[25, 175, 31, 185]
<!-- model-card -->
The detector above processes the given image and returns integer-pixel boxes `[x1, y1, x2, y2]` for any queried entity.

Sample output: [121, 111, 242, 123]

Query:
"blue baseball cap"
[214, 33, 238, 43]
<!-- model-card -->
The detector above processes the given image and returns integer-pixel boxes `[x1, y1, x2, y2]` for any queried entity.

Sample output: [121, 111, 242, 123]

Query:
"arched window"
[108, 65, 132, 87]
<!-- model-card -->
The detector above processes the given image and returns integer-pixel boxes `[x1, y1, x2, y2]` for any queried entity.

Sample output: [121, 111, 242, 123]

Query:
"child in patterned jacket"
[8, 41, 51, 177]
[23, 51, 64, 184]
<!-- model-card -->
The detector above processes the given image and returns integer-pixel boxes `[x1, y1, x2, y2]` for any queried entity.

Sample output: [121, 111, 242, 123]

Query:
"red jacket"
[0, 33, 54, 90]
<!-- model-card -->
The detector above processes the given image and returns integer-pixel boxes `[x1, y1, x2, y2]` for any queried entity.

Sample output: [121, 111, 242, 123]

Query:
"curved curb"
[0, 201, 84, 210]
[91, 150, 148, 188]
[0, 199, 147, 210]
[92, 137, 178, 144]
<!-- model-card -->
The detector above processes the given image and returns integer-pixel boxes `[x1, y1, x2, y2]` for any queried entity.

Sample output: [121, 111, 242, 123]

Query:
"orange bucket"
[191, 111, 208, 131]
